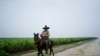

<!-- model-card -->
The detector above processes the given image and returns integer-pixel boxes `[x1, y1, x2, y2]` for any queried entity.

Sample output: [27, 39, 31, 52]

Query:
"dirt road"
[13, 39, 98, 56]
[55, 38, 100, 56]
[13, 40, 89, 56]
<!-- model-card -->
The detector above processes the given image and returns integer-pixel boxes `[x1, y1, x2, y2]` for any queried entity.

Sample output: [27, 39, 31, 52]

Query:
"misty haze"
[0, 0, 100, 56]
[0, 0, 100, 37]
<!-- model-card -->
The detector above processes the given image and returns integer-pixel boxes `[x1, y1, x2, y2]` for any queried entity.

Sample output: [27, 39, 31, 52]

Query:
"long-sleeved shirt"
[41, 30, 50, 37]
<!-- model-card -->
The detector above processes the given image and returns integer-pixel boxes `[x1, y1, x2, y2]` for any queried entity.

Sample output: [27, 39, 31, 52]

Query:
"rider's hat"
[43, 25, 49, 29]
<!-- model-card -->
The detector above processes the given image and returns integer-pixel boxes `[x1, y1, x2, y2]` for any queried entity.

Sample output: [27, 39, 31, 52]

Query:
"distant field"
[0, 37, 97, 55]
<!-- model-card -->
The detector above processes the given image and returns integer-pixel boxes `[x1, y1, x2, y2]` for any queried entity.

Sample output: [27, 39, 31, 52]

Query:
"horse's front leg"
[37, 48, 40, 56]
[37, 53, 40, 56]
[37, 51, 40, 56]
[38, 52, 43, 56]
[41, 51, 43, 56]
[45, 48, 48, 54]
[40, 50, 43, 56]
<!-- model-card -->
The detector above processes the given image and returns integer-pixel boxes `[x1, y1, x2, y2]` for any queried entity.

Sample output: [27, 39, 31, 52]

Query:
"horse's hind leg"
[49, 49, 52, 56]
[51, 48, 54, 56]
[45, 45, 48, 54]
[49, 48, 54, 56]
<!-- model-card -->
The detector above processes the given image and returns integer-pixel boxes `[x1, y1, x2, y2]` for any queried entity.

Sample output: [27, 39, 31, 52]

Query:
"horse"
[33, 33, 54, 56]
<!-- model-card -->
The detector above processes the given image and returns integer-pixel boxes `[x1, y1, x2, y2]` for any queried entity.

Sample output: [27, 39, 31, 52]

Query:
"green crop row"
[0, 37, 97, 55]
[50, 37, 97, 45]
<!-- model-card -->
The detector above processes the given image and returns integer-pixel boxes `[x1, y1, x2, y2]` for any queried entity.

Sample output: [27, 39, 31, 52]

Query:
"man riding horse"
[40, 25, 50, 49]
[33, 25, 54, 56]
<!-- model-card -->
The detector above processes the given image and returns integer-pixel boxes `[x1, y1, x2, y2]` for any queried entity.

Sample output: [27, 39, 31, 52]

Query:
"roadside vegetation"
[0, 37, 97, 56]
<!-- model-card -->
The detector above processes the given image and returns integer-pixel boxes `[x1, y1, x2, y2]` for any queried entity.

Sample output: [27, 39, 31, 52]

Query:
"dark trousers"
[42, 36, 49, 44]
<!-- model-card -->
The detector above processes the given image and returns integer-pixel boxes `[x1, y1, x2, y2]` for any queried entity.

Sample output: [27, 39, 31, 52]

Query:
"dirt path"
[55, 38, 100, 56]
[13, 43, 77, 56]
[12, 39, 94, 56]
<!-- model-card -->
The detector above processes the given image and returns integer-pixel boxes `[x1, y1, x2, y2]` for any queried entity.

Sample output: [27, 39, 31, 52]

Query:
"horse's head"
[33, 33, 39, 45]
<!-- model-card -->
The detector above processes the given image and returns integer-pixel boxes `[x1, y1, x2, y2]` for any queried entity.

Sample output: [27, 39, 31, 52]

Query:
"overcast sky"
[0, 0, 100, 37]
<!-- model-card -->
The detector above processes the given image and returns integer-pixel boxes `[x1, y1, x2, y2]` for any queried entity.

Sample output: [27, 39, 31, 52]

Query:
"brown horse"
[33, 33, 54, 56]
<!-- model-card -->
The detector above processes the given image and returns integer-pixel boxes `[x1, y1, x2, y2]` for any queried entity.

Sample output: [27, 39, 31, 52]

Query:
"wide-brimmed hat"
[43, 25, 49, 29]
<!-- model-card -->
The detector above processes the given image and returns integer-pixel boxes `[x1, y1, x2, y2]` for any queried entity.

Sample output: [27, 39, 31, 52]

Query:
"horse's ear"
[33, 33, 35, 35]
[37, 33, 39, 35]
